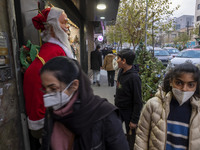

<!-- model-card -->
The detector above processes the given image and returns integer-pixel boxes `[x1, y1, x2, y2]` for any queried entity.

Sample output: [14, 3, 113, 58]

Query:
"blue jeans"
[93, 70, 100, 82]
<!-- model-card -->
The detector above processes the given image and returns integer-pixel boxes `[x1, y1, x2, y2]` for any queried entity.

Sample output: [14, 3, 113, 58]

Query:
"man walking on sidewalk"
[90, 45, 102, 86]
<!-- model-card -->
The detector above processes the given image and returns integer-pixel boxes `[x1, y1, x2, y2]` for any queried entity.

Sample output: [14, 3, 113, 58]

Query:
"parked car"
[167, 49, 200, 68]
[163, 47, 180, 58]
[146, 46, 153, 51]
[116, 46, 127, 52]
[153, 49, 172, 66]
[130, 45, 153, 51]
[154, 47, 163, 50]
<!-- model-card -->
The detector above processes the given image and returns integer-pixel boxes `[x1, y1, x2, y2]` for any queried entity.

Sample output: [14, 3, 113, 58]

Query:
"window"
[171, 34, 176, 38]
[197, 16, 200, 21]
[176, 24, 180, 30]
[198, 4, 200, 10]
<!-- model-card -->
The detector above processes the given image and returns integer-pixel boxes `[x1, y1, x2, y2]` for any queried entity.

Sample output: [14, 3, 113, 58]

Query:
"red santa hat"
[32, 7, 64, 31]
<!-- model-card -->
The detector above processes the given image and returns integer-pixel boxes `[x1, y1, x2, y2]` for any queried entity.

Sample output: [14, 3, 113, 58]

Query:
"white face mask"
[172, 88, 195, 106]
[43, 81, 74, 110]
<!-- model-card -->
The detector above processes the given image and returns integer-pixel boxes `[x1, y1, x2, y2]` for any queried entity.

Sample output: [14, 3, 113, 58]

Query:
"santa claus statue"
[23, 6, 75, 147]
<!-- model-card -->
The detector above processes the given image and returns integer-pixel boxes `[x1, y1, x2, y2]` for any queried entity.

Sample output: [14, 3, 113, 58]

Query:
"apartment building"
[195, 0, 200, 24]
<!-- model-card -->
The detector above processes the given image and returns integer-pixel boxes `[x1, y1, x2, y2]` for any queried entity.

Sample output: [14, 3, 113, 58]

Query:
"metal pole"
[199, 25, 200, 37]
[152, 12, 154, 56]
[199, 25, 200, 45]
[145, 0, 148, 47]
[186, 21, 189, 35]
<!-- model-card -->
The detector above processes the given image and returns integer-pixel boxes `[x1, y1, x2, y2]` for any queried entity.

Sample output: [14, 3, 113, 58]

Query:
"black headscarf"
[43, 59, 117, 149]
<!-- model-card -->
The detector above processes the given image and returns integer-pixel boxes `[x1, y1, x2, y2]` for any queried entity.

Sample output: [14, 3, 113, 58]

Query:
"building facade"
[175, 15, 194, 30]
[195, 0, 200, 24]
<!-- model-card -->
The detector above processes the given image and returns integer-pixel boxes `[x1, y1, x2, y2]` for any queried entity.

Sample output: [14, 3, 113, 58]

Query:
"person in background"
[101, 47, 108, 59]
[114, 49, 143, 149]
[90, 45, 102, 86]
[134, 63, 200, 150]
[103, 50, 116, 87]
[23, 6, 75, 149]
[40, 56, 129, 150]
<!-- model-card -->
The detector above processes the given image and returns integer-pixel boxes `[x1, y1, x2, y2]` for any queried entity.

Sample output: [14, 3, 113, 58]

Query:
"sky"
[170, 0, 196, 17]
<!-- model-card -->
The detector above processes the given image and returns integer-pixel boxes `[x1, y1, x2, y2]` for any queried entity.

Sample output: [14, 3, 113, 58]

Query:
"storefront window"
[68, 22, 80, 61]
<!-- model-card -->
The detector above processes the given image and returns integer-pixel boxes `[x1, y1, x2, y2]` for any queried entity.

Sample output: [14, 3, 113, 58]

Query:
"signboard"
[97, 35, 103, 42]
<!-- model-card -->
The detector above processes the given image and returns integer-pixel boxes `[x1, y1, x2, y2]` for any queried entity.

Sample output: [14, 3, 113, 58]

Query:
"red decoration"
[32, 8, 51, 31]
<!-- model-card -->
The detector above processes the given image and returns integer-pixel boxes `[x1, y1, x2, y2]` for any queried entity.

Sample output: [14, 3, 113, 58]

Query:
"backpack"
[20, 40, 44, 70]
[112, 56, 118, 70]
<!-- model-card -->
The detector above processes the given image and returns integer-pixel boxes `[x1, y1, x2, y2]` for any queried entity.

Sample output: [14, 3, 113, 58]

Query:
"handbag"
[112, 56, 118, 70]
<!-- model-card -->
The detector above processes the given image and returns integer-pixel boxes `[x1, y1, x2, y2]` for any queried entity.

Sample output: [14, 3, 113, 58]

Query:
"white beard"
[41, 18, 73, 58]
[52, 20, 72, 53]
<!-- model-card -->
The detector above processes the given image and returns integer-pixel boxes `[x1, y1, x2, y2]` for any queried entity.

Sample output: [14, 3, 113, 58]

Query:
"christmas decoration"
[135, 42, 165, 102]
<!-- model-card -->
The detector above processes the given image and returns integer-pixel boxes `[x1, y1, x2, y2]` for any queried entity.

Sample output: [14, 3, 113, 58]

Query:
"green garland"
[20, 40, 40, 69]
[135, 43, 165, 102]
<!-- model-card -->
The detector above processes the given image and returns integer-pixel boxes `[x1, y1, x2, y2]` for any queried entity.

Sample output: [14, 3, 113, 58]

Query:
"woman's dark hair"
[163, 62, 200, 97]
[117, 49, 135, 65]
[40, 56, 79, 85]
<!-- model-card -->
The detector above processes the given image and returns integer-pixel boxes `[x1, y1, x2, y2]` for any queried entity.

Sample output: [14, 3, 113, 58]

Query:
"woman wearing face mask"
[40, 56, 129, 150]
[134, 62, 200, 150]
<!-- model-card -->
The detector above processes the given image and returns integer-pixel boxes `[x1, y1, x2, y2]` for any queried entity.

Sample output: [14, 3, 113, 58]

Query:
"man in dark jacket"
[101, 47, 108, 59]
[115, 49, 143, 149]
[90, 45, 102, 86]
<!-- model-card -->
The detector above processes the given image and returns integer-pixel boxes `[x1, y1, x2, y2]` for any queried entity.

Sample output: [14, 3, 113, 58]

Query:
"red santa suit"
[23, 38, 73, 130]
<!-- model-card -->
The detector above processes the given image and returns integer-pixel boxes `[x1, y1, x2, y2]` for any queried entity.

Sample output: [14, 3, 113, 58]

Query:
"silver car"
[168, 49, 200, 68]
[153, 50, 172, 66]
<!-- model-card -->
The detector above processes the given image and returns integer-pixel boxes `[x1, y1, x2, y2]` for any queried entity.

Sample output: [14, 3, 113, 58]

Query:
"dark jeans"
[107, 70, 115, 86]
[119, 109, 136, 150]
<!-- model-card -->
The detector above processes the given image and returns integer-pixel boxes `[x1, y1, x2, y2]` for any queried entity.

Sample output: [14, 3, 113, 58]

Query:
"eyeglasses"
[40, 87, 60, 94]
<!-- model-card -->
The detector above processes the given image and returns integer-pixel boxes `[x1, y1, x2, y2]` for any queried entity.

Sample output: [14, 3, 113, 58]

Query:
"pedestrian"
[102, 50, 116, 87]
[134, 62, 200, 150]
[114, 49, 143, 149]
[23, 6, 75, 149]
[101, 47, 108, 59]
[40, 56, 129, 150]
[90, 45, 102, 86]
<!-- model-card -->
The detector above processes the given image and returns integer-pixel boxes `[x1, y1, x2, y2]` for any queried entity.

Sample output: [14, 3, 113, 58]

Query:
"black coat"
[42, 108, 129, 150]
[74, 110, 129, 150]
[41, 63, 129, 150]
[115, 65, 143, 124]
[90, 50, 102, 71]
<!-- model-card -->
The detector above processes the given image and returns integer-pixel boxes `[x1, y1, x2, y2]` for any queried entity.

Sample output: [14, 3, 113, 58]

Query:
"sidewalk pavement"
[90, 69, 126, 132]
[90, 69, 116, 105]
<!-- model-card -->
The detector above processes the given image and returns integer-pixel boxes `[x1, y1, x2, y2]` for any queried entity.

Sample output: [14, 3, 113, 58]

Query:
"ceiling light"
[97, 4, 106, 10]
[100, 17, 105, 19]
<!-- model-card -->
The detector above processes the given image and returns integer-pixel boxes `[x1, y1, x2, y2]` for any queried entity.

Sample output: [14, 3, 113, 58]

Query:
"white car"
[168, 49, 200, 68]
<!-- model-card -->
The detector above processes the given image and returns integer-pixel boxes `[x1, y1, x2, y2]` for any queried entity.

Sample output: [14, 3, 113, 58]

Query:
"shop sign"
[97, 35, 103, 42]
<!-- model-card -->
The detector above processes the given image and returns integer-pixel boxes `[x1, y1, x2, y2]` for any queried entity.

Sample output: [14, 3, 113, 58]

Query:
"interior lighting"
[97, 4, 106, 10]
[100, 17, 105, 19]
